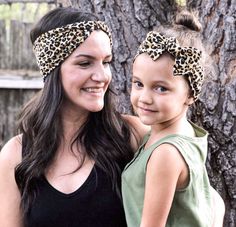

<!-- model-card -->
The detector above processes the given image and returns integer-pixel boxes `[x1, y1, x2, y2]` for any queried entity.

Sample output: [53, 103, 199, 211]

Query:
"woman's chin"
[89, 103, 104, 112]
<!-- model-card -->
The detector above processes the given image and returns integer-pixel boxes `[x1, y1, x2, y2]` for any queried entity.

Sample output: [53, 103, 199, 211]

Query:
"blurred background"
[0, 0, 56, 149]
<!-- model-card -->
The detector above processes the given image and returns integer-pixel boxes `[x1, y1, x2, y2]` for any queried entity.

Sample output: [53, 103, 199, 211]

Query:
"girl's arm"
[0, 136, 23, 227]
[140, 143, 188, 227]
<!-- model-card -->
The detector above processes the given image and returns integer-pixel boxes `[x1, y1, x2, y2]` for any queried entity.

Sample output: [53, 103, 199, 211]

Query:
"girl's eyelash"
[155, 86, 168, 92]
[132, 80, 143, 87]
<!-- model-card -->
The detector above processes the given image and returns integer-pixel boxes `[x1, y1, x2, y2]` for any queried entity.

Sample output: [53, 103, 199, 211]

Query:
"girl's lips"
[138, 106, 156, 112]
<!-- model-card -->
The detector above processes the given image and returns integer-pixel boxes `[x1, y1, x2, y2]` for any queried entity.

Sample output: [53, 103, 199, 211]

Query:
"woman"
[0, 7, 146, 227]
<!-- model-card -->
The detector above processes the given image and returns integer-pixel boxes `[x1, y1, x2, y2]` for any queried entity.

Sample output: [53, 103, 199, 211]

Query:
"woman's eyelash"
[103, 61, 111, 64]
[103, 59, 113, 64]
[78, 61, 90, 66]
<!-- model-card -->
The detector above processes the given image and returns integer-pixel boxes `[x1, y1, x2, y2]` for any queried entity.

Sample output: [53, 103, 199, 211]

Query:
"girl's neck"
[149, 117, 195, 143]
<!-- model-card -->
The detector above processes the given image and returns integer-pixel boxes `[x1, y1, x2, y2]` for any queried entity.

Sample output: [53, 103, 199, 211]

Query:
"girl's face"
[60, 30, 112, 117]
[131, 53, 193, 126]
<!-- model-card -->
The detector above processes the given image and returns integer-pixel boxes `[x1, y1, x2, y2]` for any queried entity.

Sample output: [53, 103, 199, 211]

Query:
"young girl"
[122, 11, 225, 227]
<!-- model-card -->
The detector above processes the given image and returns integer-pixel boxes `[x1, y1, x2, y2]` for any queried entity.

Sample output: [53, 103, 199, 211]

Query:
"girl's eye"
[155, 86, 167, 93]
[132, 81, 143, 88]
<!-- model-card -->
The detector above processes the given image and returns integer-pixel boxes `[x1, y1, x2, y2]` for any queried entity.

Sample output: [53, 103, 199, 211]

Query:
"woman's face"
[60, 30, 112, 116]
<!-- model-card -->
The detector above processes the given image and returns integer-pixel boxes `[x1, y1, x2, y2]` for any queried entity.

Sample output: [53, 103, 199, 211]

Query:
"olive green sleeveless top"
[122, 122, 213, 227]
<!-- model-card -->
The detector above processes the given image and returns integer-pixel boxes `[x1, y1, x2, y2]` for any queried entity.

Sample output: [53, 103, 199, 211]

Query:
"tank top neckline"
[42, 164, 96, 198]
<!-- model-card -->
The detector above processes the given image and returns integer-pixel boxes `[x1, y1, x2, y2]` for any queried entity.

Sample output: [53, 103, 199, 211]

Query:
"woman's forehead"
[72, 30, 112, 57]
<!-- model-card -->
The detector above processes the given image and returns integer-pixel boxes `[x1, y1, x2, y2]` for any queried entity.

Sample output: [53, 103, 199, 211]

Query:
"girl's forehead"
[133, 53, 174, 71]
[134, 52, 173, 63]
[133, 54, 189, 87]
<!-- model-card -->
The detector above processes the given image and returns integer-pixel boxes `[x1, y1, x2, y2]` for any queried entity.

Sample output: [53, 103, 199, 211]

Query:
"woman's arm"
[140, 143, 188, 227]
[0, 136, 23, 227]
[122, 114, 150, 150]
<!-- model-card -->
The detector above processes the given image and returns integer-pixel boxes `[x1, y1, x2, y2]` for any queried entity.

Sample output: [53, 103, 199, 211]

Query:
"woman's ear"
[185, 96, 194, 106]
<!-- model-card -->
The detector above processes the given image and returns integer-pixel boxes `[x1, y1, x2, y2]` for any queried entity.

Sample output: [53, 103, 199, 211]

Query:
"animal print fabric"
[33, 21, 112, 80]
[135, 31, 204, 100]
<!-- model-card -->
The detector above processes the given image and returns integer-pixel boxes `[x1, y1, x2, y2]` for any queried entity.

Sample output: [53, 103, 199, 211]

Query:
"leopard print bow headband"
[135, 31, 204, 100]
[33, 21, 112, 80]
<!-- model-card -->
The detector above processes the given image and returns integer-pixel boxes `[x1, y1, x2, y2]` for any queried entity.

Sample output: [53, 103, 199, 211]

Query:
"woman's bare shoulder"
[0, 135, 23, 227]
[122, 114, 150, 150]
[0, 135, 22, 167]
[122, 114, 150, 136]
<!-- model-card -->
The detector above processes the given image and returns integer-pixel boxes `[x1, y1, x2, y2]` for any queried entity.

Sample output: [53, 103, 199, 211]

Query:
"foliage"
[176, 0, 186, 6]
[0, 3, 54, 23]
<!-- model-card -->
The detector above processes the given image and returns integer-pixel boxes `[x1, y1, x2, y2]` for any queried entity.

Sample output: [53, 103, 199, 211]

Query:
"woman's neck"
[60, 106, 89, 145]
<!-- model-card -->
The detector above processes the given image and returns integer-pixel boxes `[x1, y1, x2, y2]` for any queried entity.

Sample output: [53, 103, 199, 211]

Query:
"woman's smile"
[81, 86, 105, 96]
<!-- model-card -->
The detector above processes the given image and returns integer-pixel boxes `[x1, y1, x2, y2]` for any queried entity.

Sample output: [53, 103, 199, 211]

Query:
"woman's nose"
[91, 64, 109, 82]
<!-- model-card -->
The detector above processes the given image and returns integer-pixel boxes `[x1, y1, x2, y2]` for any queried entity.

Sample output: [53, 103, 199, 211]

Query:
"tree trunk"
[60, 0, 235, 226]
[187, 0, 236, 226]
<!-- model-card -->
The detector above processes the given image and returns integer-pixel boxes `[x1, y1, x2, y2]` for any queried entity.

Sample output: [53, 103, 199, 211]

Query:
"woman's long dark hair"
[15, 7, 134, 218]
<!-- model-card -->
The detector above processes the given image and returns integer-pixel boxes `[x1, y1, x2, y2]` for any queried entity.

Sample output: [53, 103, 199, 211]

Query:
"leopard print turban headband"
[135, 31, 204, 100]
[33, 21, 112, 80]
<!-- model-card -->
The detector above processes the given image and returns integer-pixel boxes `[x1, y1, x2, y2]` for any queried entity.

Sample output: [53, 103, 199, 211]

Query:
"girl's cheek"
[130, 94, 136, 106]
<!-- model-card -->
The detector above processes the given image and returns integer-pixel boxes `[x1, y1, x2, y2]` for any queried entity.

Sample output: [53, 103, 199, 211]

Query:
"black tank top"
[25, 165, 127, 227]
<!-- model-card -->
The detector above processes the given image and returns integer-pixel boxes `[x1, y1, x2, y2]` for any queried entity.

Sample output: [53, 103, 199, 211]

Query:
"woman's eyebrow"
[74, 54, 112, 59]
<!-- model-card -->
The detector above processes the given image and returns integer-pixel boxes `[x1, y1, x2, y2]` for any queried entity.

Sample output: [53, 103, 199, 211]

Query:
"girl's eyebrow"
[132, 76, 170, 85]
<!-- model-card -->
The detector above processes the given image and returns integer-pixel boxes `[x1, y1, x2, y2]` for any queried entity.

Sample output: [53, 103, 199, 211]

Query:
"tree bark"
[60, 0, 235, 226]
[187, 0, 236, 226]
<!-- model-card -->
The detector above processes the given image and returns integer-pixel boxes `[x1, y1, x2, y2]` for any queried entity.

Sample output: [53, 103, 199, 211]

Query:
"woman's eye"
[103, 58, 113, 66]
[78, 61, 91, 67]
[103, 61, 111, 66]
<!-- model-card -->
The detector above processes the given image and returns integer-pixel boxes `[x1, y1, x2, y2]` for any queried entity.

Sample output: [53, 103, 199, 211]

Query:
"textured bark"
[60, 0, 235, 226]
[187, 0, 236, 226]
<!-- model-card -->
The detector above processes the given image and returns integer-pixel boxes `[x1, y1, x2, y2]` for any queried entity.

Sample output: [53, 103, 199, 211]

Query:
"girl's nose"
[139, 89, 153, 105]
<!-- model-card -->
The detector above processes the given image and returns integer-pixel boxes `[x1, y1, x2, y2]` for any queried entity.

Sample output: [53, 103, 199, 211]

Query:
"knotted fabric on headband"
[33, 21, 112, 80]
[135, 31, 204, 100]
